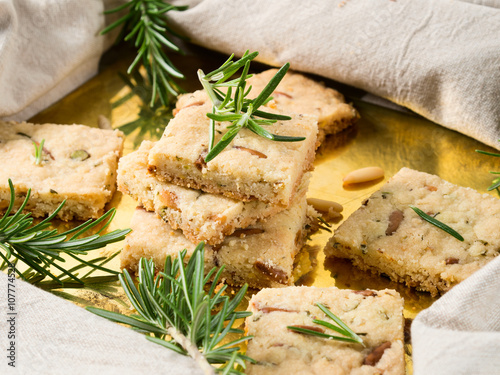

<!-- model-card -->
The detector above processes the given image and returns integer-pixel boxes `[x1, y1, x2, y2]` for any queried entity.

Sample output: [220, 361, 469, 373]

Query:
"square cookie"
[325, 167, 500, 296]
[121, 193, 313, 289]
[148, 104, 317, 206]
[245, 286, 404, 374]
[175, 69, 359, 146]
[0, 121, 124, 220]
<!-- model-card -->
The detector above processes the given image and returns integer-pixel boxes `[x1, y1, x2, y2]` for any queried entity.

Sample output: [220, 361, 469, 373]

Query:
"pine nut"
[386, 210, 404, 236]
[97, 115, 112, 130]
[233, 146, 267, 158]
[274, 91, 293, 99]
[307, 198, 343, 213]
[343, 167, 384, 185]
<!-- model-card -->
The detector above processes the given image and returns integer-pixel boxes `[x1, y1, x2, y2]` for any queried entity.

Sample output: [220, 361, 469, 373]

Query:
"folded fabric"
[0, 0, 119, 121]
[412, 255, 500, 375]
[0, 271, 202, 374]
[166, 0, 500, 150]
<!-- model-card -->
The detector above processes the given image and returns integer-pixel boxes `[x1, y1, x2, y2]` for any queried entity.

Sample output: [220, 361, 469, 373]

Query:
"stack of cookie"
[117, 70, 358, 289]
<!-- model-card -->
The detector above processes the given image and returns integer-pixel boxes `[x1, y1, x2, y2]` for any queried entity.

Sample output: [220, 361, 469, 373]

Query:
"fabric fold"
[0, 0, 119, 121]
[412, 256, 500, 374]
[166, 0, 500, 149]
[0, 271, 202, 374]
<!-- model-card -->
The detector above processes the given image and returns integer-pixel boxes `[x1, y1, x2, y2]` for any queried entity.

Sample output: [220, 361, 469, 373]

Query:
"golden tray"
[30, 42, 499, 373]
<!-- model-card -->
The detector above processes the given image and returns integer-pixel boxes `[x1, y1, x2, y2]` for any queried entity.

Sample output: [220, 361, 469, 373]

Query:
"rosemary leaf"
[87, 307, 167, 335]
[488, 177, 500, 191]
[198, 51, 305, 162]
[0, 179, 130, 288]
[287, 303, 364, 345]
[287, 326, 362, 343]
[88, 242, 254, 374]
[252, 63, 289, 109]
[409, 205, 464, 241]
[316, 303, 364, 345]
[247, 118, 305, 142]
[475, 150, 500, 158]
[33, 139, 45, 165]
[317, 216, 332, 233]
[251, 110, 291, 120]
[204, 125, 242, 163]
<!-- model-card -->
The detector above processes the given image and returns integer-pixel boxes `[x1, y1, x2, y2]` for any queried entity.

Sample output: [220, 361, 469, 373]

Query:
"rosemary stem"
[198, 69, 221, 107]
[208, 107, 216, 151]
[167, 326, 215, 375]
[103, 0, 187, 104]
[197, 53, 304, 162]
[88, 245, 252, 373]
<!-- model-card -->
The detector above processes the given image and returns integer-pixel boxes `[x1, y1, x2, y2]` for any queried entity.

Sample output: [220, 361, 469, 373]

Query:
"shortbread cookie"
[245, 286, 404, 375]
[0, 121, 124, 220]
[176, 69, 359, 146]
[148, 105, 317, 206]
[118, 141, 294, 245]
[121, 194, 313, 289]
[248, 69, 359, 145]
[325, 167, 500, 296]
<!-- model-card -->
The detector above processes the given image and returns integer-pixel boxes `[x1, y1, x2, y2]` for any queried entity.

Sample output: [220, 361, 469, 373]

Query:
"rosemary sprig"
[476, 144, 500, 195]
[33, 139, 45, 165]
[102, 0, 188, 106]
[287, 303, 364, 345]
[0, 251, 121, 290]
[475, 150, 500, 158]
[88, 242, 254, 375]
[0, 179, 131, 286]
[198, 51, 305, 162]
[409, 205, 464, 241]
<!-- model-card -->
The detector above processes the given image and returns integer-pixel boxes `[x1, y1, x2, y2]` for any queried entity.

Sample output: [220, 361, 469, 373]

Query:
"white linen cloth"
[412, 255, 500, 375]
[0, 0, 106, 121]
[166, 0, 500, 150]
[0, 0, 499, 373]
[0, 271, 203, 375]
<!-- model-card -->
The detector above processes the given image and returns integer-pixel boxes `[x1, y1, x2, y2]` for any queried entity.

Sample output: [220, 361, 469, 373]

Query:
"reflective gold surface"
[30, 43, 500, 372]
